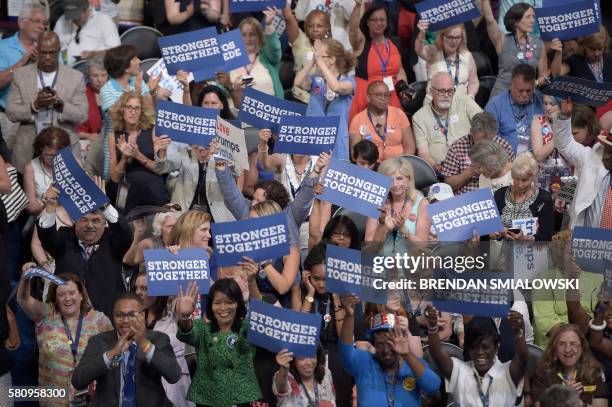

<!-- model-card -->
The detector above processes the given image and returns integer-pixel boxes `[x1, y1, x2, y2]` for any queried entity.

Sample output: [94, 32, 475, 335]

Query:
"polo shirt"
[339, 341, 440, 406]
[0, 32, 27, 109]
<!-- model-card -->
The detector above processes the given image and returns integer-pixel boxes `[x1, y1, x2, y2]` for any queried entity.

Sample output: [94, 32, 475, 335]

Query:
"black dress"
[117, 129, 170, 214]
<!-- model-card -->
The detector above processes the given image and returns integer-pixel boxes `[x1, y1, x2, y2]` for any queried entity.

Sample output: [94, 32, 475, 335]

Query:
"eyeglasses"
[113, 310, 143, 320]
[431, 87, 456, 96]
[28, 17, 48, 26]
[124, 104, 142, 112]
[444, 35, 462, 41]
[369, 92, 391, 99]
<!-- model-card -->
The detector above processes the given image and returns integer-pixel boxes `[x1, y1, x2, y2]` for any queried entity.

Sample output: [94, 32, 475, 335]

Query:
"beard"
[437, 100, 452, 110]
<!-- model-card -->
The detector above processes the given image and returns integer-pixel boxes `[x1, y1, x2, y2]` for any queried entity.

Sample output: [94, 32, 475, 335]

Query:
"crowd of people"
[0, 0, 611, 406]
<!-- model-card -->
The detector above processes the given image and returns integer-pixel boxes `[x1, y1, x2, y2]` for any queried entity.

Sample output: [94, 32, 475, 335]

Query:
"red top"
[75, 83, 102, 135]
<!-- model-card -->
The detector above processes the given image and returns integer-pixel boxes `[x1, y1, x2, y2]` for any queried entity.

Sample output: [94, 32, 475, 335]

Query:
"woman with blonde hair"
[415, 22, 479, 99]
[365, 157, 430, 246]
[532, 324, 608, 405]
[167, 210, 212, 250]
[123, 210, 183, 266]
[108, 91, 168, 214]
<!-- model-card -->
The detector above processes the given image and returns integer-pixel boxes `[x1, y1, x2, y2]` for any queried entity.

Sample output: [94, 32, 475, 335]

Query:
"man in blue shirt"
[485, 64, 544, 155]
[0, 3, 47, 148]
[339, 294, 441, 406]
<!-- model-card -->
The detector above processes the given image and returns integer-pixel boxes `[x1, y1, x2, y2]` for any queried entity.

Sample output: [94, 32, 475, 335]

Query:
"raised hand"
[387, 326, 411, 357]
[275, 349, 294, 369]
[416, 20, 429, 33]
[153, 135, 171, 159]
[550, 38, 562, 53]
[42, 185, 60, 212]
[262, 7, 277, 25]
[176, 281, 199, 318]
[507, 310, 525, 334]
[340, 293, 360, 316]
[176, 71, 191, 90]
[238, 256, 259, 282]
[302, 270, 315, 296]
[258, 129, 272, 146]
[560, 97, 573, 116]
[314, 151, 331, 173]
[424, 305, 439, 329]
[131, 310, 148, 347]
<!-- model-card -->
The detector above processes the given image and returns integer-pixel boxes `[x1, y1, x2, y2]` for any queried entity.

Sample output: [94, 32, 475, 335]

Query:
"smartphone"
[42, 86, 55, 95]
[507, 228, 522, 234]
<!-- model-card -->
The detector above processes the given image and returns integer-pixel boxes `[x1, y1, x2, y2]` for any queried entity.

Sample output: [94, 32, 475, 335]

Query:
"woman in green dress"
[176, 278, 261, 406]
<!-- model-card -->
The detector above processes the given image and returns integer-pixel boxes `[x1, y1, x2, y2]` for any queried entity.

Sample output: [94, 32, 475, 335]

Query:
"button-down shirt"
[0, 32, 27, 108]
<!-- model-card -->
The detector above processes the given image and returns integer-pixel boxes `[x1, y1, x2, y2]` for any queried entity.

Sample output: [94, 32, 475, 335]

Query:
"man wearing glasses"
[6, 31, 88, 173]
[412, 72, 482, 173]
[72, 292, 181, 406]
[0, 3, 47, 152]
[53, 0, 120, 66]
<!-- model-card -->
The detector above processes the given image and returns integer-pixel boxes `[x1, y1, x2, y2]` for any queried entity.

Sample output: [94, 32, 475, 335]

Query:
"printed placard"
[319, 159, 391, 218]
[193, 29, 250, 81]
[214, 116, 249, 170]
[247, 299, 320, 357]
[212, 213, 290, 266]
[511, 218, 538, 236]
[325, 245, 364, 296]
[158, 27, 224, 75]
[427, 188, 504, 241]
[53, 148, 109, 221]
[537, 0, 601, 41]
[23, 267, 68, 285]
[416, 0, 481, 32]
[572, 227, 612, 274]
[156, 100, 219, 147]
[144, 248, 211, 296]
[146, 59, 193, 103]
[237, 87, 307, 132]
[274, 115, 338, 155]
[230, 0, 285, 13]
[542, 76, 612, 107]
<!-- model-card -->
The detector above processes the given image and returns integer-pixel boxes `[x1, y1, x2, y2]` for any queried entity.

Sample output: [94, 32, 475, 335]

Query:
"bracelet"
[313, 168, 322, 175]
[589, 319, 606, 331]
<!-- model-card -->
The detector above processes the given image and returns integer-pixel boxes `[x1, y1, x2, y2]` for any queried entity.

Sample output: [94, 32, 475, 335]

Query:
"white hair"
[18, 3, 47, 21]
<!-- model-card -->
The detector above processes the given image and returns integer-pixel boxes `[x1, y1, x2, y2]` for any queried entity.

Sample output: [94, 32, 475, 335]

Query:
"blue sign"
[325, 245, 364, 296]
[542, 0, 600, 20]
[542, 76, 612, 107]
[432, 270, 512, 318]
[53, 148, 109, 222]
[604, 259, 612, 298]
[230, 0, 285, 13]
[156, 100, 219, 147]
[427, 188, 503, 241]
[23, 267, 68, 285]
[247, 299, 320, 357]
[193, 29, 250, 81]
[158, 27, 224, 75]
[536, 0, 600, 41]
[319, 159, 391, 218]
[144, 248, 211, 296]
[572, 227, 612, 274]
[237, 87, 306, 132]
[416, 0, 481, 32]
[274, 115, 339, 155]
[212, 212, 290, 266]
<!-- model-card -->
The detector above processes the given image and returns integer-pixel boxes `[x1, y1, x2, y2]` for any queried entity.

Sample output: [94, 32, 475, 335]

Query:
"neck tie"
[599, 177, 612, 229]
[122, 343, 137, 407]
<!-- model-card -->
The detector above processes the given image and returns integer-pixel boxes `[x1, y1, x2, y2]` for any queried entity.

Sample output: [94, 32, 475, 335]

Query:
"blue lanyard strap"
[61, 315, 84, 365]
[37, 70, 58, 90]
[300, 381, 320, 407]
[431, 107, 449, 143]
[373, 38, 391, 76]
[474, 372, 492, 407]
[444, 52, 460, 86]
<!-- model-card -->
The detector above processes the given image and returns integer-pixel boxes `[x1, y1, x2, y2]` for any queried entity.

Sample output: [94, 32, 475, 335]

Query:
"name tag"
[383, 76, 394, 91]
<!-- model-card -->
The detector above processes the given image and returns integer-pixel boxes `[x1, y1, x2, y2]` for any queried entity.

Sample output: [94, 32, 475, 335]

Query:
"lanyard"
[432, 107, 449, 143]
[245, 52, 260, 76]
[443, 52, 460, 86]
[300, 380, 320, 407]
[38, 70, 58, 90]
[62, 315, 84, 366]
[385, 369, 398, 407]
[373, 38, 391, 76]
[314, 296, 332, 330]
[473, 373, 492, 407]
[367, 110, 387, 147]
[588, 58, 604, 83]
[513, 35, 532, 64]
[557, 369, 577, 384]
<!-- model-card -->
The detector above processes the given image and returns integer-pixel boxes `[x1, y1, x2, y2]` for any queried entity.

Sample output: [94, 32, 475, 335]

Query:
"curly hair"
[537, 324, 604, 385]
[254, 180, 290, 209]
[109, 91, 154, 132]
[33, 126, 71, 157]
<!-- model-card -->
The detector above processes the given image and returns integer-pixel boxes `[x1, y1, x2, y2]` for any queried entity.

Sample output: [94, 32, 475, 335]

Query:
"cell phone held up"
[42, 86, 56, 96]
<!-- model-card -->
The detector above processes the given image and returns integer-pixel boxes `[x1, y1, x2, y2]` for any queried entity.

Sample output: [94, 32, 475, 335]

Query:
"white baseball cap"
[428, 183, 454, 201]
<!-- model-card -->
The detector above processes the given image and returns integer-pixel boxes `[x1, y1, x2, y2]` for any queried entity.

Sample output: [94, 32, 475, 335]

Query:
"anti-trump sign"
[427, 187, 503, 241]
[416, 0, 481, 32]
[158, 27, 224, 75]
[144, 248, 211, 296]
[319, 160, 391, 218]
[325, 245, 364, 296]
[238, 88, 306, 132]
[537, 0, 600, 41]
[156, 100, 219, 147]
[53, 148, 109, 221]
[542, 76, 612, 107]
[214, 117, 249, 170]
[274, 115, 338, 155]
[212, 213, 290, 266]
[572, 227, 612, 274]
[193, 29, 250, 81]
[230, 0, 285, 13]
[23, 267, 67, 285]
[247, 299, 320, 357]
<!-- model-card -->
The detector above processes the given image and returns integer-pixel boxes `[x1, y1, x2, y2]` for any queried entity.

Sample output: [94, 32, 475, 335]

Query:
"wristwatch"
[260, 260, 273, 270]
[305, 296, 314, 304]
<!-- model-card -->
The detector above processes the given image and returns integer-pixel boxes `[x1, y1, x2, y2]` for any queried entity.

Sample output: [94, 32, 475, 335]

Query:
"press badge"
[383, 76, 394, 91]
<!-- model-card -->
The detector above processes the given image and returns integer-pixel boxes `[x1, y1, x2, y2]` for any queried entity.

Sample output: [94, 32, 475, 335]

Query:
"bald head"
[37, 32, 60, 73]
[431, 72, 455, 111]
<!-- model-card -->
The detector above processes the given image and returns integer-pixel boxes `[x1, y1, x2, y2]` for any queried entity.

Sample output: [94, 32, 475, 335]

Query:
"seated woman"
[123, 210, 182, 266]
[415, 22, 479, 100]
[469, 139, 513, 192]
[532, 324, 608, 405]
[349, 81, 415, 162]
[339, 294, 440, 405]
[108, 91, 169, 214]
[491, 152, 555, 241]
[365, 157, 430, 248]
[425, 304, 527, 406]
[17, 267, 112, 405]
[273, 346, 336, 406]
[76, 56, 107, 144]
[176, 279, 261, 406]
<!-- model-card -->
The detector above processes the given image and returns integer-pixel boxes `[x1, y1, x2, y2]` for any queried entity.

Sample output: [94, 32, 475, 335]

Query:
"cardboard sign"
[53, 148, 109, 221]
[158, 27, 224, 75]
[542, 76, 612, 107]
[214, 116, 249, 170]
[537, 0, 601, 40]
[230, 0, 285, 13]
[23, 267, 68, 285]
[237, 87, 306, 132]
[274, 115, 338, 155]
[416, 0, 481, 32]
[156, 100, 219, 147]
[572, 227, 612, 274]
[144, 248, 211, 296]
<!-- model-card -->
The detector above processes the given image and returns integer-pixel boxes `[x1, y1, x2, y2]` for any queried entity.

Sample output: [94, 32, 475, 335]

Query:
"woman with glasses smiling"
[108, 91, 169, 214]
[415, 22, 479, 100]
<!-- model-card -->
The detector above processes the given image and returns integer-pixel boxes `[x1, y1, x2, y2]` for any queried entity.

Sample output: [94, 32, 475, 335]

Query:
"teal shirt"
[259, 32, 284, 99]
[0, 32, 27, 109]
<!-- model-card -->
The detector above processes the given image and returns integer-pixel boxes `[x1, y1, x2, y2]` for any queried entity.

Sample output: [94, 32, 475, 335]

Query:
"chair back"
[400, 155, 438, 193]
[120, 26, 163, 60]
[475, 76, 496, 108]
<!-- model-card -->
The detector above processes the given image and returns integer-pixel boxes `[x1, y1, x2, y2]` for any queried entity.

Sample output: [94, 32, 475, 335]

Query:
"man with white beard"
[413, 72, 482, 172]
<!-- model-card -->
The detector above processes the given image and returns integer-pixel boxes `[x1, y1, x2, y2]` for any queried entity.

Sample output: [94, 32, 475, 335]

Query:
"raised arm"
[348, 0, 365, 55]
[340, 294, 360, 344]
[507, 310, 528, 387]
[530, 117, 555, 162]
[589, 302, 612, 358]
[260, 246, 300, 295]
[283, 5, 300, 45]
[549, 39, 569, 76]
[257, 129, 284, 172]
[16, 263, 46, 323]
[466, 53, 480, 97]
[424, 305, 454, 380]
[294, 57, 316, 91]
[481, 0, 504, 54]
[414, 20, 437, 64]
[214, 161, 251, 220]
[164, 0, 195, 25]
[552, 103, 588, 168]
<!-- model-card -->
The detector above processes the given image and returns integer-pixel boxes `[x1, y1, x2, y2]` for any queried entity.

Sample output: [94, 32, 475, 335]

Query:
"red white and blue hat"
[366, 313, 396, 339]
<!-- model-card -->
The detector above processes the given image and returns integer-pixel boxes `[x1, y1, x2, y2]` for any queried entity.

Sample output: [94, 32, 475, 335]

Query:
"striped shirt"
[1, 166, 28, 223]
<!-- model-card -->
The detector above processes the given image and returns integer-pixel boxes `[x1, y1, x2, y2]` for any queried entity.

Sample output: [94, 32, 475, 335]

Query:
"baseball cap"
[366, 313, 396, 340]
[428, 183, 454, 202]
[63, 0, 89, 21]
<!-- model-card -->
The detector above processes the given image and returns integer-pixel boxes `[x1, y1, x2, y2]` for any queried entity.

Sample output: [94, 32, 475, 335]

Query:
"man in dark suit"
[36, 181, 132, 318]
[72, 292, 181, 406]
